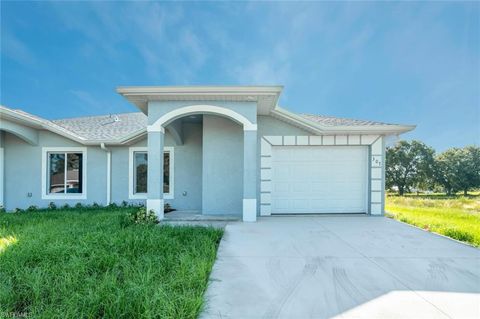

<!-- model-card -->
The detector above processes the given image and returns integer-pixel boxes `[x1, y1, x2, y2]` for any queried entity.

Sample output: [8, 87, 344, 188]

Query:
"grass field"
[0, 208, 223, 319]
[386, 193, 480, 247]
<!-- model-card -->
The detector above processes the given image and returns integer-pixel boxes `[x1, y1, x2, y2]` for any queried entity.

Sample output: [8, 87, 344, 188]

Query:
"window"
[133, 152, 148, 193]
[129, 147, 174, 199]
[42, 147, 87, 199]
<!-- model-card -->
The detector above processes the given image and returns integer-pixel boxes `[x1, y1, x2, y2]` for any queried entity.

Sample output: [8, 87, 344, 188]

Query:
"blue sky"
[1, 1, 478, 151]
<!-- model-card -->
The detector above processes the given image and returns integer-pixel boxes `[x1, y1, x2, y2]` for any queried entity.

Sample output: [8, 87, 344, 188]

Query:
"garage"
[271, 145, 368, 214]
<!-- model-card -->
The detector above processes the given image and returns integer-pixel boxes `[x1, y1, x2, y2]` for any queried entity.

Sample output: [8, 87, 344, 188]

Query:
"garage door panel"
[271, 146, 367, 214]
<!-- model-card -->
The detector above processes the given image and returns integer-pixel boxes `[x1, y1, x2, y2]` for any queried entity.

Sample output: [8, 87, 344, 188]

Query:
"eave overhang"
[116, 85, 283, 115]
[271, 107, 416, 135]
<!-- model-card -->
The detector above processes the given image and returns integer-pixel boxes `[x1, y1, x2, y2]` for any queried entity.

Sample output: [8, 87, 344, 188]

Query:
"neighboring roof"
[116, 85, 283, 115]
[52, 112, 147, 141]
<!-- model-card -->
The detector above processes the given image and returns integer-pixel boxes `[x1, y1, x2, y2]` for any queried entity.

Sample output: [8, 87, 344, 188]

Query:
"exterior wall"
[202, 115, 243, 215]
[2, 121, 204, 211]
[109, 122, 203, 211]
[3, 131, 107, 210]
[2, 112, 387, 216]
[369, 136, 385, 215]
[170, 122, 203, 211]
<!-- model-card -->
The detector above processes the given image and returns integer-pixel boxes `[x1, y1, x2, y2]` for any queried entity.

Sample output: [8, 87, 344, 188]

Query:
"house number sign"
[372, 156, 382, 167]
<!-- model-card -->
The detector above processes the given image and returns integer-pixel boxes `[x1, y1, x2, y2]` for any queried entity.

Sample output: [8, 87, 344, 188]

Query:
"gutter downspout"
[100, 143, 111, 205]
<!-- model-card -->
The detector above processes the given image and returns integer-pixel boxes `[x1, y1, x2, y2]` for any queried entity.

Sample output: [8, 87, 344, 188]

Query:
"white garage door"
[271, 146, 368, 214]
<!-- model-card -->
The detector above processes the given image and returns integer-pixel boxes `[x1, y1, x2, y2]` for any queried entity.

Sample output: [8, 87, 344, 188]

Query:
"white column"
[147, 129, 165, 219]
[243, 129, 257, 222]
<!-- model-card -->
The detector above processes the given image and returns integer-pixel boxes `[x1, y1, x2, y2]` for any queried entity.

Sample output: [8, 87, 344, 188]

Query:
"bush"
[13, 208, 24, 213]
[62, 204, 70, 210]
[48, 202, 57, 210]
[107, 202, 118, 209]
[74, 203, 83, 209]
[121, 200, 128, 207]
[92, 202, 101, 209]
[26, 205, 38, 212]
[0, 206, 5, 213]
[121, 207, 158, 227]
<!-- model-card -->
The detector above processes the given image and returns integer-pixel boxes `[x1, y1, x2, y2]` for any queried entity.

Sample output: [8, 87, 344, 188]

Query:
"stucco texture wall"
[3, 131, 107, 210]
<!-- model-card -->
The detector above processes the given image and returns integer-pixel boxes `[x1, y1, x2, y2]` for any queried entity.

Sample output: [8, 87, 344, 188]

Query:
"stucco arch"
[148, 105, 257, 132]
[1, 120, 39, 145]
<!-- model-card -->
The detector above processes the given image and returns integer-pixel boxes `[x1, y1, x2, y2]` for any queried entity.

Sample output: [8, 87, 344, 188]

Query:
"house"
[0, 86, 414, 221]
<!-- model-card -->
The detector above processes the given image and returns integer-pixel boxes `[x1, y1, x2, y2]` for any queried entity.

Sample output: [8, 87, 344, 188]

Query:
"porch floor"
[162, 210, 240, 228]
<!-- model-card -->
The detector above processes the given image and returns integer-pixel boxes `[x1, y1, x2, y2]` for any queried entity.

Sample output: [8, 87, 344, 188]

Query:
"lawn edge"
[385, 212, 480, 250]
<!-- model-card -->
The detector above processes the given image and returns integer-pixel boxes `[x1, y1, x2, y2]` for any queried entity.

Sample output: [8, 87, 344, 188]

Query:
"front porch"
[162, 210, 240, 228]
[146, 105, 257, 221]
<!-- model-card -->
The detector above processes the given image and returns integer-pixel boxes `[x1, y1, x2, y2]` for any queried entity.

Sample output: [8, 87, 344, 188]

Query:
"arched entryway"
[146, 105, 257, 222]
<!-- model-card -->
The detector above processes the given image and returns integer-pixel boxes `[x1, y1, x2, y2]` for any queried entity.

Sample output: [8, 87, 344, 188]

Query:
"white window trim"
[128, 146, 174, 200]
[41, 147, 87, 200]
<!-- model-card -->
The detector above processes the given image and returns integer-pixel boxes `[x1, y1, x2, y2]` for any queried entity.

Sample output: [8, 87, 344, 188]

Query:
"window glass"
[49, 153, 65, 194]
[132, 151, 171, 194]
[134, 152, 148, 193]
[66, 153, 83, 193]
[48, 152, 83, 195]
[164, 152, 170, 193]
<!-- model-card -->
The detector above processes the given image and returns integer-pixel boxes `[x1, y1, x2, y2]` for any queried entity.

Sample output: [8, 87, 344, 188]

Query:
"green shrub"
[443, 228, 475, 243]
[13, 208, 24, 213]
[107, 202, 118, 209]
[62, 204, 70, 209]
[121, 207, 158, 227]
[0, 206, 5, 214]
[26, 205, 38, 212]
[121, 200, 128, 207]
[74, 202, 83, 209]
[48, 202, 57, 210]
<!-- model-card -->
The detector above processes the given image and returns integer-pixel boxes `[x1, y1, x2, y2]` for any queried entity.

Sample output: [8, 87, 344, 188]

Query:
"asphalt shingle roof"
[52, 112, 147, 141]
[3, 105, 398, 142]
[299, 114, 393, 126]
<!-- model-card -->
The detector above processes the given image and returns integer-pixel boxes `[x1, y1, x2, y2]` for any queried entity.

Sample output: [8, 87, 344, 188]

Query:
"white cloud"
[1, 30, 36, 65]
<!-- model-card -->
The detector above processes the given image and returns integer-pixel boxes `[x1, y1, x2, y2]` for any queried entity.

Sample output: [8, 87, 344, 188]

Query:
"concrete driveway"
[201, 216, 480, 319]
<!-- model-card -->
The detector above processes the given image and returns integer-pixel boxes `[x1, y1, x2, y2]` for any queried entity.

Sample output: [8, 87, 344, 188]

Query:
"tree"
[435, 146, 480, 195]
[386, 140, 435, 195]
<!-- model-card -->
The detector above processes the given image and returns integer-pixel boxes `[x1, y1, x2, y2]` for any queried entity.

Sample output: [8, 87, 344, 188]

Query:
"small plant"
[62, 203, 70, 210]
[164, 203, 175, 213]
[92, 202, 101, 209]
[121, 207, 158, 227]
[0, 205, 5, 213]
[13, 208, 24, 213]
[74, 202, 83, 209]
[27, 205, 38, 212]
[121, 200, 128, 207]
[107, 202, 118, 209]
[48, 202, 57, 210]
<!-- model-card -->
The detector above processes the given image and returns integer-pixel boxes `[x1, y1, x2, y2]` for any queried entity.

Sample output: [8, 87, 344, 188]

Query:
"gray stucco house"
[0, 86, 414, 221]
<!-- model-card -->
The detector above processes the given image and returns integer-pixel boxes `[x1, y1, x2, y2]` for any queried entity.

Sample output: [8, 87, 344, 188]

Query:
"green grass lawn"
[386, 193, 480, 247]
[0, 208, 223, 319]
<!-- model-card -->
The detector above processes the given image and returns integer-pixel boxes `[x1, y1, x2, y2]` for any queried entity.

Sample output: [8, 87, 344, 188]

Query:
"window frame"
[128, 146, 174, 200]
[41, 147, 87, 200]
